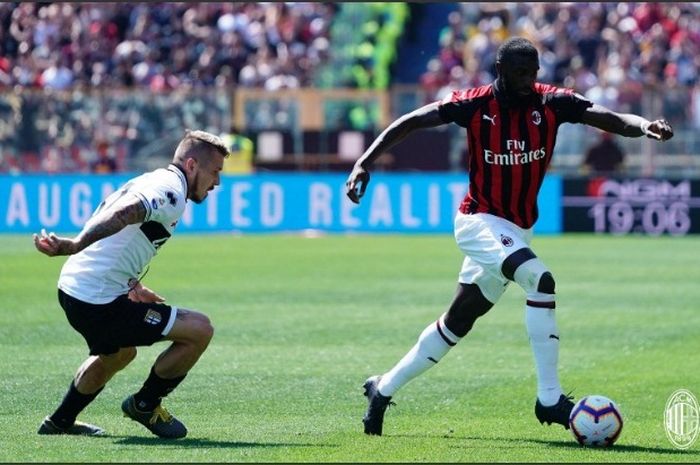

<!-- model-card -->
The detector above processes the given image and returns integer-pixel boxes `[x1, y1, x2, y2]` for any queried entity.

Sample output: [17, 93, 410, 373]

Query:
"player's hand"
[32, 228, 78, 256]
[346, 164, 370, 204]
[642, 119, 673, 141]
[128, 281, 165, 304]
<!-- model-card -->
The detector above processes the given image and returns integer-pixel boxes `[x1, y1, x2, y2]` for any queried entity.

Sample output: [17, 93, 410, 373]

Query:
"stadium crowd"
[0, 3, 335, 91]
[0, 2, 698, 173]
[0, 2, 337, 172]
[421, 2, 700, 126]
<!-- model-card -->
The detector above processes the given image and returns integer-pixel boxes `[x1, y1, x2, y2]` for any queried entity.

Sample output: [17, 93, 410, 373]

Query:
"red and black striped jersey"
[438, 81, 593, 229]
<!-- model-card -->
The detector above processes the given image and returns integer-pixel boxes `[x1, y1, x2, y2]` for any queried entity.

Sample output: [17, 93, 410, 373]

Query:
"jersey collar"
[493, 78, 539, 108]
[167, 163, 189, 196]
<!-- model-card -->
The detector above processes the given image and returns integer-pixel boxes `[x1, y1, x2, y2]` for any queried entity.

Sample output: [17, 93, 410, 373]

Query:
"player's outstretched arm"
[346, 101, 446, 204]
[581, 103, 674, 141]
[33, 196, 147, 257]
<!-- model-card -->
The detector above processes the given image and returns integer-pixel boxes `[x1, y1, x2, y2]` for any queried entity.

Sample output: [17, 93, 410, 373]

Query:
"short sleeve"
[437, 90, 481, 127]
[548, 91, 593, 124]
[132, 181, 184, 226]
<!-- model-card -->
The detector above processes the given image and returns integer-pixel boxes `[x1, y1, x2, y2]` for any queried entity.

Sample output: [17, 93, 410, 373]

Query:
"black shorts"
[58, 289, 176, 356]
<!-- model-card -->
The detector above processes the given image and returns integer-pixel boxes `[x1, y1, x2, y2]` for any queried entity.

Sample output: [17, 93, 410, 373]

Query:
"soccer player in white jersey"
[33, 130, 228, 439]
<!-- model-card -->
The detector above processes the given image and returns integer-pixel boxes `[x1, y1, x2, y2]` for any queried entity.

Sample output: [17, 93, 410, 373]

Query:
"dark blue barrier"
[0, 173, 562, 234]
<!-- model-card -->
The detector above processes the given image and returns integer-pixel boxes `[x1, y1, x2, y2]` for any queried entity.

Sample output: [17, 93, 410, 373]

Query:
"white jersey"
[58, 164, 188, 304]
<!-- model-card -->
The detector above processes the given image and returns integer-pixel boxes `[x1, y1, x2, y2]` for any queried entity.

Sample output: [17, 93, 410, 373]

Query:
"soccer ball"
[569, 395, 624, 447]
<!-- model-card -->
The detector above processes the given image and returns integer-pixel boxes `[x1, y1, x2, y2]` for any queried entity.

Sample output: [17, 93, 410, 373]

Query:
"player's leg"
[122, 307, 213, 439]
[363, 213, 507, 435]
[130, 308, 213, 410]
[376, 283, 494, 398]
[363, 281, 499, 436]
[40, 290, 140, 436]
[74, 347, 139, 393]
[443, 283, 495, 337]
[502, 249, 573, 429]
[39, 347, 137, 436]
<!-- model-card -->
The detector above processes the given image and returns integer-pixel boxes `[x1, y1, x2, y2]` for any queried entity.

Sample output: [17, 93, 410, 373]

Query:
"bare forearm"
[346, 102, 446, 204]
[73, 201, 146, 252]
[33, 197, 147, 257]
[608, 113, 649, 137]
[581, 104, 666, 138]
[357, 101, 444, 168]
[358, 118, 415, 168]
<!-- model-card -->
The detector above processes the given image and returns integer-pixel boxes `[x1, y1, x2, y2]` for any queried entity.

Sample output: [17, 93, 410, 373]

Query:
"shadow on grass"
[391, 433, 698, 456]
[108, 436, 337, 449]
[524, 438, 699, 455]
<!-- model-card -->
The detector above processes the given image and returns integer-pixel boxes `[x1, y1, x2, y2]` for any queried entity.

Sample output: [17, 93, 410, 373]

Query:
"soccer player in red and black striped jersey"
[346, 37, 673, 436]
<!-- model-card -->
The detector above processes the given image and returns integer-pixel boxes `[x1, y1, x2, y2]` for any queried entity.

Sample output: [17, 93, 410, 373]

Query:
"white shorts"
[454, 212, 533, 304]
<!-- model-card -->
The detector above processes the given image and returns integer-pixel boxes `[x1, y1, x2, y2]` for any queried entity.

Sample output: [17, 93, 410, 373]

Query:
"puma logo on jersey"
[482, 114, 497, 125]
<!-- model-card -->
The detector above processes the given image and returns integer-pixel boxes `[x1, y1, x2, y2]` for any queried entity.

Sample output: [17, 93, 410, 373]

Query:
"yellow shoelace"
[149, 405, 173, 425]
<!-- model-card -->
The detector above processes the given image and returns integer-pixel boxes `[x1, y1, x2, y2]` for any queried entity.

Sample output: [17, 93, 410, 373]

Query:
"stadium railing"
[1, 86, 699, 178]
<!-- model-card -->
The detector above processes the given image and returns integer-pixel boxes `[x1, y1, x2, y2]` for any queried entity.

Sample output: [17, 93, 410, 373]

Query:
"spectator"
[0, 3, 334, 92]
[419, 2, 700, 117]
[40, 54, 74, 90]
[581, 131, 626, 175]
[90, 141, 118, 174]
[220, 126, 254, 174]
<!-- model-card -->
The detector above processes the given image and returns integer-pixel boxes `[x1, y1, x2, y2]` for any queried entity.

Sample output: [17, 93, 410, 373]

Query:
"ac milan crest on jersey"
[500, 234, 514, 247]
[531, 110, 542, 125]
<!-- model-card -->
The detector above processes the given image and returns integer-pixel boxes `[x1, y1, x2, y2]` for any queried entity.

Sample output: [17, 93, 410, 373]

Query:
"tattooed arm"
[33, 195, 147, 257]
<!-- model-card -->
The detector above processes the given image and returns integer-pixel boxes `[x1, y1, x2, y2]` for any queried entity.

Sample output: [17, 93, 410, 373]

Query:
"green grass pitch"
[0, 233, 698, 462]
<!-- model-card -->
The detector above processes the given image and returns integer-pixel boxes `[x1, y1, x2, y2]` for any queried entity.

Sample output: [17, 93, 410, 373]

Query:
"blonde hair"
[173, 130, 229, 164]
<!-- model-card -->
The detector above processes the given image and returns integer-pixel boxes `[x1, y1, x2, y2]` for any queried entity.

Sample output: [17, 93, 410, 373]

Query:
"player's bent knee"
[537, 271, 555, 295]
[187, 312, 214, 346]
[198, 316, 214, 344]
[502, 248, 537, 281]
[512, 257, 552, 294]
[167, 309, 212, 345]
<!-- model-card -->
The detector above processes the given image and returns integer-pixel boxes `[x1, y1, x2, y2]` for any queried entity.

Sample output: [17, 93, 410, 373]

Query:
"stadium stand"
[0, 3, 334, 89]
[0, 3, 698, 176]
[415, 3, 700, 175]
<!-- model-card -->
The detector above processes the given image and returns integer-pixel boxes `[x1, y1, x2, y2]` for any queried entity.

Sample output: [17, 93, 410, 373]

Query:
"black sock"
[132, 366, 186, 412]
[49, 381, 103, 429]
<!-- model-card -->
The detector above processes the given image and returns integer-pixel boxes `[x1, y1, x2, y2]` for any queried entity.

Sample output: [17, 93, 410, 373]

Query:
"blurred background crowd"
[0, 2, 336, 90]
[0, 2, 698, 176]
[420, 3, 698, 127]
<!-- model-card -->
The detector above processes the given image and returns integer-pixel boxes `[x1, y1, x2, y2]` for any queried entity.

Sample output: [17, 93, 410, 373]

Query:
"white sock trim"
[437, 313, 461, 345]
